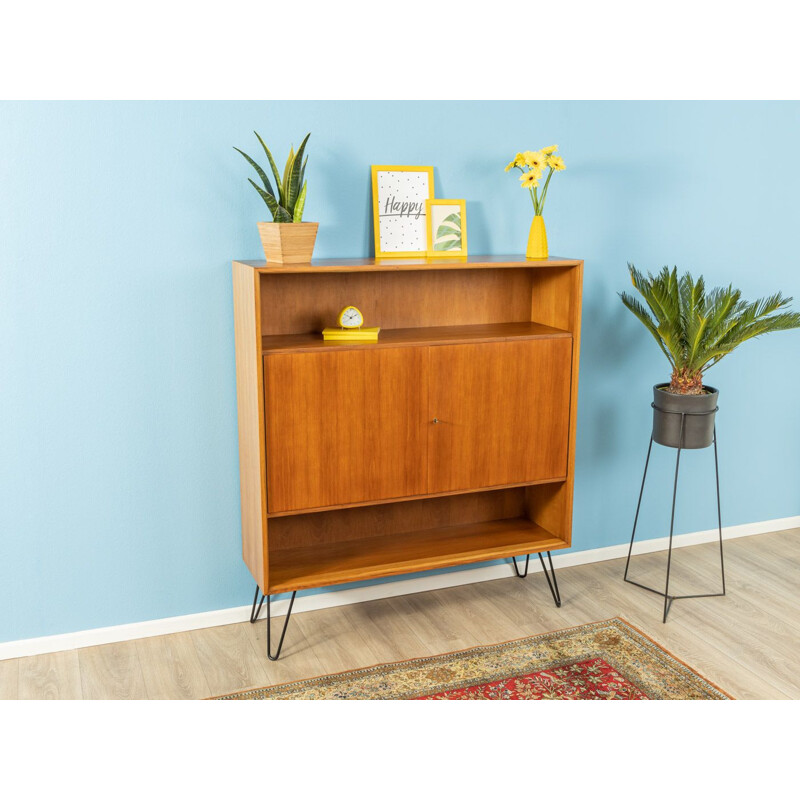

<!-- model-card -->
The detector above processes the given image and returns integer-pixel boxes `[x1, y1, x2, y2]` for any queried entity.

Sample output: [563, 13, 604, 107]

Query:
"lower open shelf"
[267, 517, 567, 593]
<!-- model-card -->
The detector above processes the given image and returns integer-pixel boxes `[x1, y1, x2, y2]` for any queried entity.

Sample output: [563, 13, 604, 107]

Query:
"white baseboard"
[2, 515, 798, 661]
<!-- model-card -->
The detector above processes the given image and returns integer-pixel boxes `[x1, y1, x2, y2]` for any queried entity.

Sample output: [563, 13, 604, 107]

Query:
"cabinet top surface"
[233, 254, 582, 274]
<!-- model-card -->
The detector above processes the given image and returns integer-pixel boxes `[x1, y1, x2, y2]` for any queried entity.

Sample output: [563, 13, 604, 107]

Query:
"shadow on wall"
[579, 277, 647, 462]
[311, 143, 375, 258]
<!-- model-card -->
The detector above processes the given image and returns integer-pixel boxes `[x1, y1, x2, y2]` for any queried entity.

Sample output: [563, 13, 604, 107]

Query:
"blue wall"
[2, 101, 799, 643]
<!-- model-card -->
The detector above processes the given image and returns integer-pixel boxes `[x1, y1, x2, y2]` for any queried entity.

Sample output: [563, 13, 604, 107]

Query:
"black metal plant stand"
[510, 551, 562, 607]
[624, 405, 726, 622]
[249, 586, 297, 661]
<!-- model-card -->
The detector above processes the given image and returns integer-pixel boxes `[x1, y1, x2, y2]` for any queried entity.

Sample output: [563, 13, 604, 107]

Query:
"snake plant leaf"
[248, 178, 280, 220]
[287, 133, 311, 212]
[298, 155, 308, 197]
[234, 147, 275, 198]
[254, 132, 283, 201]
[282, 147, 295, 208]
[274, 204, 293, 223]
[293, 181, 308, 222]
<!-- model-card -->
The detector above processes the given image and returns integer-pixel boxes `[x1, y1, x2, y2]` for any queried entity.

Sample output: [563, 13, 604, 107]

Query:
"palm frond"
[620, 264, 800, 385]
[680, 271, 709, 370]
[619, 292, 675, 366]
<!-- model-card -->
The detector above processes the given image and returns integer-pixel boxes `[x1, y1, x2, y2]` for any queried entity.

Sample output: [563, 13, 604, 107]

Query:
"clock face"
[339, 306, 363, 328]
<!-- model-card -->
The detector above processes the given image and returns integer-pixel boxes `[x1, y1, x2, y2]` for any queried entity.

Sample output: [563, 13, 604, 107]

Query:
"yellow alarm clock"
[322, 306, 381, 342]
[337, 305, 364, 329]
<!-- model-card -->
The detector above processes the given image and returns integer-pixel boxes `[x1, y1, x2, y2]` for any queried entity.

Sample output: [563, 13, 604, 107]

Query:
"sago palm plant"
[234, 131, 310, 222]
[620, 264, 800, 395]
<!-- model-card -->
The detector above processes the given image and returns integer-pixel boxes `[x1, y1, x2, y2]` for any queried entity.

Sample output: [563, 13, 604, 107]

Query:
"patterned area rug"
[212, 618, 731, 700]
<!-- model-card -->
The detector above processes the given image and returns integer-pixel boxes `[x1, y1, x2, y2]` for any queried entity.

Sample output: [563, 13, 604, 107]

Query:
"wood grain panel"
[427, 339, 572, 495]
[269, 518, 567, 592]
[334, 597, 432, 664]
[268, 488, 527, 550]
[190, 623, 269, 696]
[526, 482, 574, 543]
[292, 605, 384, 675]
[78, 641, 148, 700]
[266, 476, 563, 518]
[18, 651, 82, 700]
[259, 269, 535, 335]
[261, 321, 569, 355]
[232, 261, 268, 590]
[244, 612, 326, 684]
[264, 347, 428, 514]
[136, 632, 211, 700]
[0, 659, 19, 700]
[530, 266, 580, 333]
[526, 262, 583, 544]
[236, 254, 582, 274]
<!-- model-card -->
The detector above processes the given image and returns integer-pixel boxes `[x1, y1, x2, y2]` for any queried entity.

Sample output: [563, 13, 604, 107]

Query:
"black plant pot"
[652, 383, 718, 449]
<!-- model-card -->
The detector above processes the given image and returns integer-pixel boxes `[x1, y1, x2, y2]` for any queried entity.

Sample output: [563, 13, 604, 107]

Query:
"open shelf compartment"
[268, 517, 567, 593]
[265, 485, 571, 593]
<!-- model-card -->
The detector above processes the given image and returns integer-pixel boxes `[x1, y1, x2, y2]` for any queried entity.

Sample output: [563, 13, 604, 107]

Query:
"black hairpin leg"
[249, 585, 265, 623]
[249, 584, 297, 660]
[510, 551, 561, 607]
[624, 416, 726, 623]
[510, 554, 530, 578]
[538, 551, 562, 608]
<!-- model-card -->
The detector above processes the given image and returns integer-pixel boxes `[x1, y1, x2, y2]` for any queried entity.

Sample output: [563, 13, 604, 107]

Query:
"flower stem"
[539, 168, 554, 214]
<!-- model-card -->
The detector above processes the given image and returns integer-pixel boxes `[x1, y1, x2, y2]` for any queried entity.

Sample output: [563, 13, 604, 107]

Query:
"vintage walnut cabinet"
[232, 255, 583, 658]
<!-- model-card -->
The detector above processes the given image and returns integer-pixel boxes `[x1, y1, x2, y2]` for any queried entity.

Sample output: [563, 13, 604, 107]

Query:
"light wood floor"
[2, 529, 799, 700]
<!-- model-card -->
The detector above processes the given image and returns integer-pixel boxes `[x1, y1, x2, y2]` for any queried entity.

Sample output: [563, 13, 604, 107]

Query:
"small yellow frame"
[426, 198, 468, 258]
[371, 165, 435, 258]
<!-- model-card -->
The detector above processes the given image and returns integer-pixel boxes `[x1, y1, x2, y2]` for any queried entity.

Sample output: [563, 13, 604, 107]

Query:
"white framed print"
[426, 199, 468, 257]
[371, 165, 435, 258]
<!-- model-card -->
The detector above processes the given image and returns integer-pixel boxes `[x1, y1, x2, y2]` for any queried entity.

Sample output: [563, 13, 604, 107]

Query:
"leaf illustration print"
[434, 212, 462, 251]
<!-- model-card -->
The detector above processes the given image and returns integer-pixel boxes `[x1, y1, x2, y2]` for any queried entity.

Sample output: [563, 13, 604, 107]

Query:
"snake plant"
[620, 264, 800, 394]
[234, 131, 310, 222]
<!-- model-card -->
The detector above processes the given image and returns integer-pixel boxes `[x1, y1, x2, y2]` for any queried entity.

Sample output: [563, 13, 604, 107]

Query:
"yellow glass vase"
[526, 215, 548, 259]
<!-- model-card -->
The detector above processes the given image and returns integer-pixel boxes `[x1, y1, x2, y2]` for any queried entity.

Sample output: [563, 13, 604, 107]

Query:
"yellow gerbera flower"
[505, 152, 526, 171]
[520, 171, 539, 188]
[542, 145, 558, 155]
[548, 155, 566, 171]
[523, 150, 547, 170]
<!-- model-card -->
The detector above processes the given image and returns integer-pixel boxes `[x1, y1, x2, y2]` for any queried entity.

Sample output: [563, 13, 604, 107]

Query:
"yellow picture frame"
[371, 165, 435, 258]
[426, 199, 468, 258]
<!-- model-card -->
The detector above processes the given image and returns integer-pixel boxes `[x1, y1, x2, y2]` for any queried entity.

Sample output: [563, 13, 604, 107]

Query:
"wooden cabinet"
[233, 255, 583, 600]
